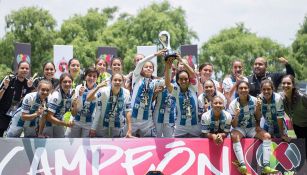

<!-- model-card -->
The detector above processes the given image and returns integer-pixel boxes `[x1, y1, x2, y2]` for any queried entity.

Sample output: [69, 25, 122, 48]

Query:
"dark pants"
[293, 124, 307, 159]
[0, 115, 11, 137]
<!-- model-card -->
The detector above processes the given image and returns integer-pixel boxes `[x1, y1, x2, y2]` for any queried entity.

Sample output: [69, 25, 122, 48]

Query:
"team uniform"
[43, 89, 73, 138]
[229, 95, 277, 173]
[130, 54, 164, 137]
[0, 75, 32, 137]
[260, 92, 287, 137]
[198, 91, 227, 116]
[92, 86, 131, 137]
[228, 95, 258, 137]
[172, 84, 201, 137]
[6, 92, 47, 137]
[222, 75, 248, 102]
[200, 109, 232, 134]
[65, 84, 96, 138]
[153, 81, 176, 138]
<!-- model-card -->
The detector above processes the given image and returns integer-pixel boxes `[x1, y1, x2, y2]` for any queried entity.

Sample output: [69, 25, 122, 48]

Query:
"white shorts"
[7, 126, 37, 138]
[6, 126, 23, 137]
[95, 127, 124, 138]
[155, 123, 174, 138]
[232, 127, 256, 138]
[174, 124, 201, 138]
[43, 125, 65, 138]
[65, 121, 91, 138]
[131, 119, 156, 137]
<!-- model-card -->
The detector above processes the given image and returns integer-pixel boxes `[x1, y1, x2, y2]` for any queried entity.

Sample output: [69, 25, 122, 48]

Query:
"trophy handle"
[158, 31, 171, 50]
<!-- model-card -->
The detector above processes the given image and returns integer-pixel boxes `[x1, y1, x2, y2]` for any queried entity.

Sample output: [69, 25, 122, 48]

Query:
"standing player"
[65, 68, 98, 138]
[152, 63, 177, 138]
[129, 49, 166, 137]
[88, 73, 132, 138]
[165, 56, 201, 137]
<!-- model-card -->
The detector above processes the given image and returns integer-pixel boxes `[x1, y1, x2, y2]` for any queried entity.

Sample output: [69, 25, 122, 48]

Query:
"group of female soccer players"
[0, 48, 306, 174]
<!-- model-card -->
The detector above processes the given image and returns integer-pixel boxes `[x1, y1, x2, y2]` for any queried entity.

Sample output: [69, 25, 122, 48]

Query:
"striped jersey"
[92, 86, 131, 129]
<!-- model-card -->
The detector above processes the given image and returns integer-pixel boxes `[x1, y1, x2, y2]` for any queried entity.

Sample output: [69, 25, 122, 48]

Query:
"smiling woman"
[0, 61, 33, 137]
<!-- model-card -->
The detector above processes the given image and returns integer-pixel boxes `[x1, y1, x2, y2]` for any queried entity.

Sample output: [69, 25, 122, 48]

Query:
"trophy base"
[164, 52, 177, 61]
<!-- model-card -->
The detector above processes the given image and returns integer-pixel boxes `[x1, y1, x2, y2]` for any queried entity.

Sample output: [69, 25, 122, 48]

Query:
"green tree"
[59, 8, 117, 69]
[0, 64, 12, 80]
[0, 33, 15, 67]
[200, 23, 289, 80]
[98, 1, 197, 74]
[291, 15, 307, 80]
[2, 7, 57, 74]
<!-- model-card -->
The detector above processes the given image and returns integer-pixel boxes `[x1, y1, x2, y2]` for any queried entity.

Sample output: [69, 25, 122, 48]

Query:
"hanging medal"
[108, 92, 118, 129]
[185, 92, 192, 118]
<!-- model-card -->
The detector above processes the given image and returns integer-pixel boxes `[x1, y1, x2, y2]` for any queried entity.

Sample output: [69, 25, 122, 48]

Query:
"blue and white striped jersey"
[47, 89, 73, 126]
[198, 91, 227, 116]
[228, 95, 257, 128]
[74, 84, 96, 123]
[201, 109, 232, 134]
[261, 92, 285, 135]
[171, 84, 198, 126]
[153, 83, 176, 124]
[11, 92, 46, 127]
[92, 86, 131, 129]
[131, 54, 164, 121]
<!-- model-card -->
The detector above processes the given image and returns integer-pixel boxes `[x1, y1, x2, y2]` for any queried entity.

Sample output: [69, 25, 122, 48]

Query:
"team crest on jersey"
[53, 98, 57, 103]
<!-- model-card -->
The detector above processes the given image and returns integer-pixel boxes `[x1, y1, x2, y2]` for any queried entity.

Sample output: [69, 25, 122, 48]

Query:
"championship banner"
[53, 45, 73, 78]
[97, 46, 117, 72]
[14, 42, 31, 73]
[180, 44, 198, 70]
[0, 138, 305, 175]
[137, 46, 157, 77]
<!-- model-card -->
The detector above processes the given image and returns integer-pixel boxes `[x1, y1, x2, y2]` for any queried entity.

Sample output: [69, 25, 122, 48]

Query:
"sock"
[233, 142, 245, 165]
[262, 139, 271, 166]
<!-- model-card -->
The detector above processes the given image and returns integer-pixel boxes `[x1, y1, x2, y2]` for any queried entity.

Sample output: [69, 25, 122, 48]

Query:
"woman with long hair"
[260, 79, 290, 141]
[198, 79, 227, 117]
[6, 80, 52, 137]
[88, 73, 132, 138]
[95, 58, 111, 84]
[65, 67, 98, 138]
[68, 58, 81, 89]
[165, 56, 200, 137]
[33, 61, 59, 90]
[152, 63, 177, 138]
[280, 75, 307, 157]
[130, 49, 166, 137]
[40, 73, 75, 137]
[200, 96, 232, 144]
[0, 61, 33, 137]
[229, 81, 278, 174]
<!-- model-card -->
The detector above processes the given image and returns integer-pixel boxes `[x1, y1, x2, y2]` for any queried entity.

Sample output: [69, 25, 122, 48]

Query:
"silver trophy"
[158, 31, 177, 61]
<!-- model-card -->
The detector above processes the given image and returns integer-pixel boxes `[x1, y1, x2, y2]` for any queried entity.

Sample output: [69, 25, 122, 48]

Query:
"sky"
[0, 0, 307, 47]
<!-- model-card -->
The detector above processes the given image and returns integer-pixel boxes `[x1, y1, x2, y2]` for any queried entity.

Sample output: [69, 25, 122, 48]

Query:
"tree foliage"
[98, 1, 197, 74]
[200, 24, 289, 79]
[2, 7, 57, 74]
[1, 2, 305, 81]
[0, 2, 196, 76]
[291, 15, 307, 80]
